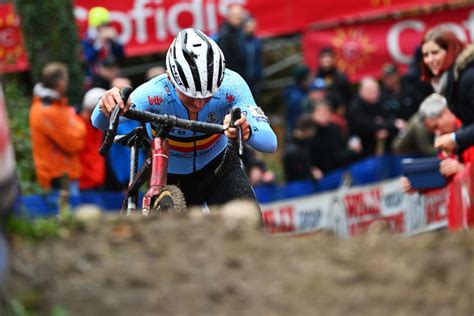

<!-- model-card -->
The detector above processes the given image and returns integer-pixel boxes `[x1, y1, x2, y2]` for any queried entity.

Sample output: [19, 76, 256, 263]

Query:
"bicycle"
[99, 87, 244, 216]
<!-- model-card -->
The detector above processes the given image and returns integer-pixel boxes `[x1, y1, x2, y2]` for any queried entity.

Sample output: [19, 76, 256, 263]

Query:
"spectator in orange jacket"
[29, 62, 86, 193]
[79, 87, 106, 190]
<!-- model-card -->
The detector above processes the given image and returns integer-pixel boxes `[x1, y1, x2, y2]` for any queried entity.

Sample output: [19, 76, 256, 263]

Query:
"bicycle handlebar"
[122, 109, 225, 134]
[99, 86, 133, 156]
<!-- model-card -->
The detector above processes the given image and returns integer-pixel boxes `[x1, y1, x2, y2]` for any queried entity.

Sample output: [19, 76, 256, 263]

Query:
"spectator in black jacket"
[348, 76, 403, 157]
[316, 46, 352, 105]
[282, 114, 316, 182]
[381, 62, 433, 121]
[309, 100, 361, 180]
[217, 4, 246, 77]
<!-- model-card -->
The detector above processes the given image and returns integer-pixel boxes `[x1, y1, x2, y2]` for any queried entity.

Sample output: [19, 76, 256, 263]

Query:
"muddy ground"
[2, 203, 474, 316]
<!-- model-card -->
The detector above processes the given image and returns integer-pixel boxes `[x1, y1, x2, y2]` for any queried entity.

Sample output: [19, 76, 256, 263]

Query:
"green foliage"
[13, 0, 84, 105]
[2, 74, 40, 194]
[6, 216, 60, 240]
[8, 299, 69, 316]
[9, 299, 31, 316]
[5, 207, 80, 241]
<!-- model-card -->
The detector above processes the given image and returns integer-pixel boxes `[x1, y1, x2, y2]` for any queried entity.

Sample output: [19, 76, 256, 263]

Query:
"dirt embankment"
[2, 205, 474, 316]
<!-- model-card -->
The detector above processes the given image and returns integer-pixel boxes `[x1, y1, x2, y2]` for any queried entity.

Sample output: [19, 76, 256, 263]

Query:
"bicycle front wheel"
[150, 185, 186, 214]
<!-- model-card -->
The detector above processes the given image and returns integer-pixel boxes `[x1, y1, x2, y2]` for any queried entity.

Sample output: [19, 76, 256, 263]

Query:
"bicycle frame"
[115, 124, 175, 215]
[141, 136, 170, 215]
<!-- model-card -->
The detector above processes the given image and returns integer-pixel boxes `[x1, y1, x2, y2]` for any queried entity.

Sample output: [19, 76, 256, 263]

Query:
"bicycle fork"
[142, 137, 169, 215]
[126, 142, 139, 215]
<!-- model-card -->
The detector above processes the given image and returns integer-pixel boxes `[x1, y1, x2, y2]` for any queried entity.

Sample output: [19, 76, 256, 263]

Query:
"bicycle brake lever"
[237, 126, 243, 156]
[230, 108, 243, 156]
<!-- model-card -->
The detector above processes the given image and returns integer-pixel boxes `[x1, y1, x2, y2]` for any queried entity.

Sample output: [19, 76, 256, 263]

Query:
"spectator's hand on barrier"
[224, 113, 250, 141]
[310, 167, 324, 181]
[98, 87, 131, 117]
[440, 158, 464, 177]
[400, 176, 415, 194]
[435, 133, 457, 153]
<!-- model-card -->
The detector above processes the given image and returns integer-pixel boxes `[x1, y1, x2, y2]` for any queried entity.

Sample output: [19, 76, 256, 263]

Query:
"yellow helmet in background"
[88, 6, 110, 28]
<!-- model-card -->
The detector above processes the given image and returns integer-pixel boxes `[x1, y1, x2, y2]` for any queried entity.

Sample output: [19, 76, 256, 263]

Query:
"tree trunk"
[13, 0, 83, 105]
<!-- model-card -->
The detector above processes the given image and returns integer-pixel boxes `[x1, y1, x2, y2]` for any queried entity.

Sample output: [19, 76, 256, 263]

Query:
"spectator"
[29, 63, 86, 202]
[91, 55, 121, 90]
[420, 26, 474, 155]
[380, 62, 430, 121]
[391, 112, 437, 156]
[282, 114, 316, 182]
[399, 46, 434, 117]
[217, 3, 246, 76]
[347, 76, 402, 157]
[300, 77, 327, 114]
[283, 63, 312, 138]
[242, 15, 263, 98]
[309, 100, 361, 179]
[81, 6, 124, 85]
[145, 65, 166, 81]
[79, 88, 106, 191]
[327, 93, 349, 137]
[316, 46, 352, 105]
[401, 93, 474, 192]
[380, 63, 404, 119]
[111, 76, 132, 90]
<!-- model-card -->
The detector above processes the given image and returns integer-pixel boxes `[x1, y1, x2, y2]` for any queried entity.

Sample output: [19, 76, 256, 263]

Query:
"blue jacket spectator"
[81, 7, 124, 84]
[283, 64, 312, 138]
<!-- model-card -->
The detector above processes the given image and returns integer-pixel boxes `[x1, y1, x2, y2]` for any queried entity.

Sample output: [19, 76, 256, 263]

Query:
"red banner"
[1, 1, 468, 71]
[74, 0, 456, 57]
[0, 3, 28, 73]
[448, 162, 474, 230]
[303, 5, 474, 82]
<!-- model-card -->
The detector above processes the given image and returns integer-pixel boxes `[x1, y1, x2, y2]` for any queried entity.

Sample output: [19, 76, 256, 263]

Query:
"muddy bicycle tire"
[150, 185, 186, 214]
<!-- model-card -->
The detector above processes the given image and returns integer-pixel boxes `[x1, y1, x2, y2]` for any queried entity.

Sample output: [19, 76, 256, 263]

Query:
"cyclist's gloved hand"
[224, 112, 250, 141]
[98, 87, 132, 117]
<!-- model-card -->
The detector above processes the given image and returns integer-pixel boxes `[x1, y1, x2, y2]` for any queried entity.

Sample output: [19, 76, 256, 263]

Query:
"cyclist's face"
[177, 91, 212, 113]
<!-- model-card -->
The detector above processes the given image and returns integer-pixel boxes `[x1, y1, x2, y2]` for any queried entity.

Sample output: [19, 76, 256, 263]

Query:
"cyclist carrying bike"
[92, 28, 277, 210]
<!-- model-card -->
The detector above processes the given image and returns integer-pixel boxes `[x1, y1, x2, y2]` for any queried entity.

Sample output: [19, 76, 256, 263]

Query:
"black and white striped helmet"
[166, 28, 225, 98]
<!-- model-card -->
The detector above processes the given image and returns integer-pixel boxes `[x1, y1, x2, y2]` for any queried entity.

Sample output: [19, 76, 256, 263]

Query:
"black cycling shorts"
[167, 150, 257, 210]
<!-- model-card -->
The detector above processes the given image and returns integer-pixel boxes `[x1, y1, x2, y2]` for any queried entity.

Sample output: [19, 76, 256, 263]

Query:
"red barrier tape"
[448, 162, 474, 230]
